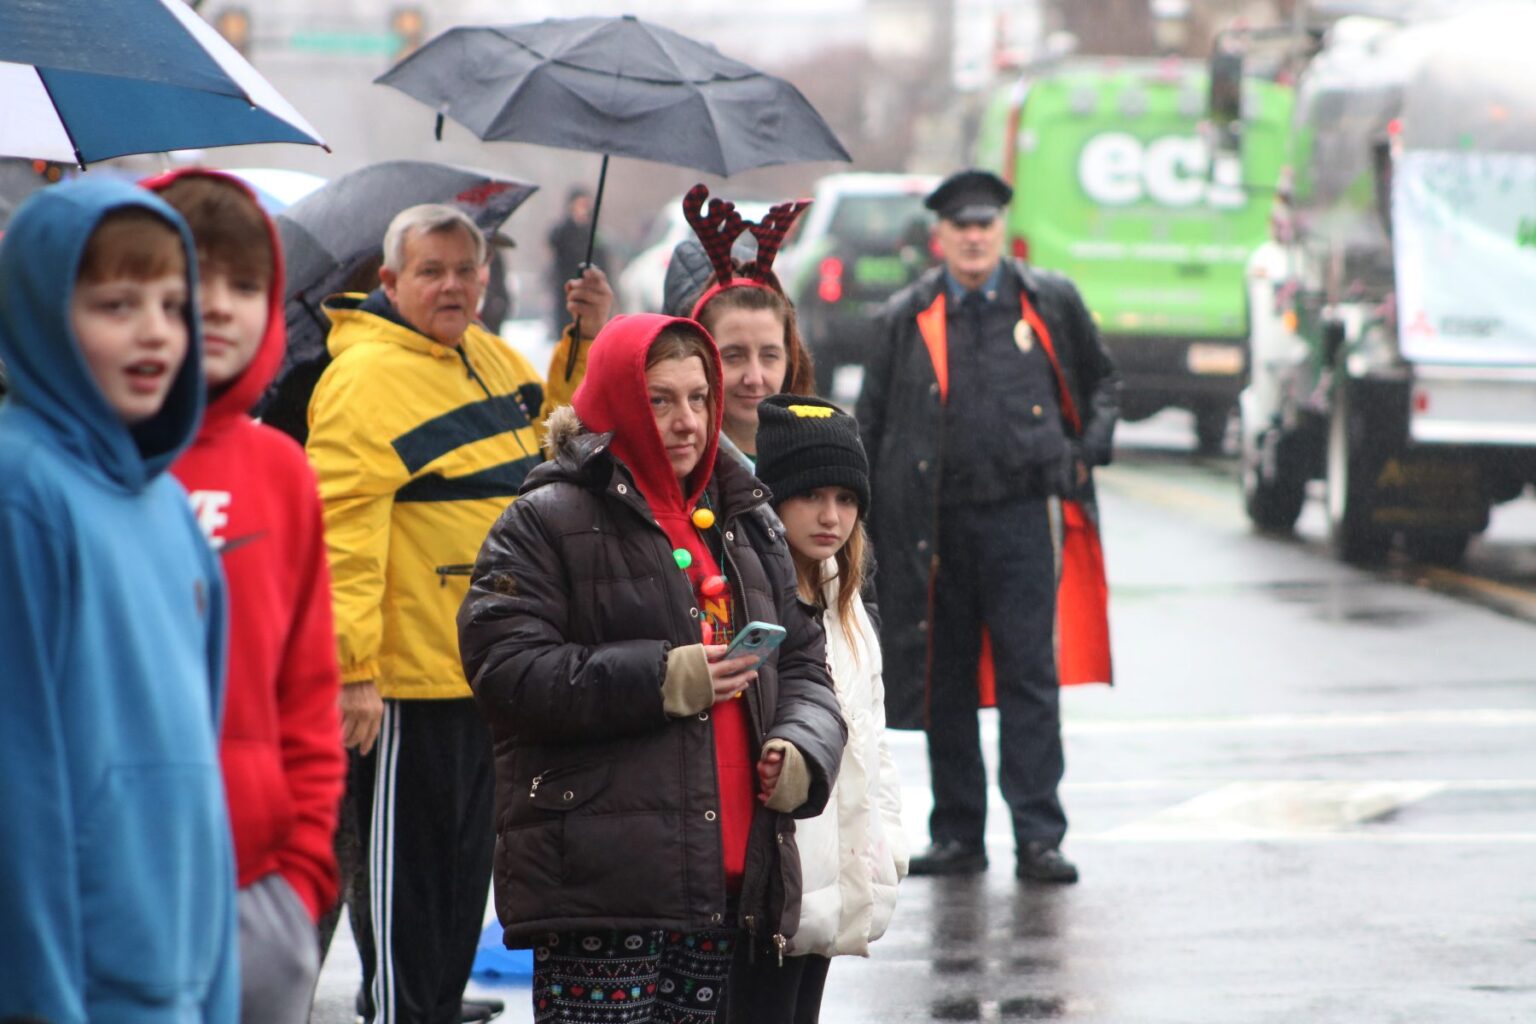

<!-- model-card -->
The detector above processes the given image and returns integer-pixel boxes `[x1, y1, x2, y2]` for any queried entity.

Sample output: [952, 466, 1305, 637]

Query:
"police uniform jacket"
[855, 260, 1120, 729]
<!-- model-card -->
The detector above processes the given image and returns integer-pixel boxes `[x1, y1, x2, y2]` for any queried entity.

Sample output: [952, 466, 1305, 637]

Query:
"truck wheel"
[1326, 386, 1392, 564]
[1194, 406, 1231, 456]
[1404, 531, 1471, 566]
[1241, 424, 1306, 532]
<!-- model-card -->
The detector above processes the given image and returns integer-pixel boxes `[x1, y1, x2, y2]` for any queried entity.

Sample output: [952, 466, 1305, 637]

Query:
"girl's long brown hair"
[793, 516, 870, 658]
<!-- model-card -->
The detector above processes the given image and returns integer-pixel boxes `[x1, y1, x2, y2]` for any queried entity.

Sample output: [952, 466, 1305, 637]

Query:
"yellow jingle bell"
[691, 507, 716, 530]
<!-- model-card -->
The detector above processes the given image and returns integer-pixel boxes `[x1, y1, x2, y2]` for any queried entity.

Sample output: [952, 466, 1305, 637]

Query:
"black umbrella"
[375, 14, 851, 374]
[274, 160, 537, 371]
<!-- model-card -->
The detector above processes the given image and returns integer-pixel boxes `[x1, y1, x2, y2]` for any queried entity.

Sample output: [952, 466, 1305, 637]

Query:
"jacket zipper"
[718, 523, 766, 730]
[435, 562, 475, 588]
[619, 477, 770, 936]
[721, 511, 796, 963]
[458, 345, 496, 401]
[457, 345, 536, 462]
[924, 323, 947, 724]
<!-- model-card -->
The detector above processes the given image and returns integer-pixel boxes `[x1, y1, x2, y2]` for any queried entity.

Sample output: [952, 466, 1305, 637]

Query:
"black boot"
[1015, 841, 1078, 884]
[908, 839, 988, 876]
[461, 997, 505, 1021]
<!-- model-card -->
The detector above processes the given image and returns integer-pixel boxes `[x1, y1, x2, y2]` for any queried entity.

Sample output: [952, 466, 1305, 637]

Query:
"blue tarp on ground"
[473, 921, 533, 982]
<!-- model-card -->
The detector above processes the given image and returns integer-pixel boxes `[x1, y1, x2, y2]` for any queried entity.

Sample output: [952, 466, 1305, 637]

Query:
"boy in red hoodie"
[149, 169, 346, 1024]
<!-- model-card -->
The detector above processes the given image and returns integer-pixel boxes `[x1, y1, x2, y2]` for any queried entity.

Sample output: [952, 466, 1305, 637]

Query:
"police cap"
[924, 169, 1012, 225]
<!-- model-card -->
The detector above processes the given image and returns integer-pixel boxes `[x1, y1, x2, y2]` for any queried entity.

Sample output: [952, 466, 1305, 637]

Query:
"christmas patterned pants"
[533, 928, 737, 1023]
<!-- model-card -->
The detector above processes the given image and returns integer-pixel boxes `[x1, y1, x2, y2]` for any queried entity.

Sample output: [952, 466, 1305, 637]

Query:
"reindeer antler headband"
[682, 183, 812, 318]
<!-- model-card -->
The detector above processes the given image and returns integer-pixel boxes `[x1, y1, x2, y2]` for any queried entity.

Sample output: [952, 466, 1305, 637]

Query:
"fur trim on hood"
[541, 403, 588, 459]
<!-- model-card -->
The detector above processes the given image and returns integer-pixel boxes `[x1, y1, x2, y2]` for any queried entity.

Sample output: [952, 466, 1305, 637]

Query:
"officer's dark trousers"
[927, 495, 1067, 849]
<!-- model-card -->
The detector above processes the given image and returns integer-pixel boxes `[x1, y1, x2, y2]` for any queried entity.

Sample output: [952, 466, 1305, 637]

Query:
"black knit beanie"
[755, 395, 870, 512]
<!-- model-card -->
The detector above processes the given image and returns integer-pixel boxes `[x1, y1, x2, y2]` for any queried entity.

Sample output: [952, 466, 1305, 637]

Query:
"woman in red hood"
[147, 169, 345, 1024]
[459, 313, 846, 1024]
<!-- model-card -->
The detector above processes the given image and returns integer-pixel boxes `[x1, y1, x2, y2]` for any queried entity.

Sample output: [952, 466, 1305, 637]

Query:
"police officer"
[856, 169, 1119, 883]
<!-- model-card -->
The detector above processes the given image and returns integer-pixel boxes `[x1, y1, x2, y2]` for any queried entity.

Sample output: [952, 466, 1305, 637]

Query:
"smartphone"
[722, 621, 787, 671]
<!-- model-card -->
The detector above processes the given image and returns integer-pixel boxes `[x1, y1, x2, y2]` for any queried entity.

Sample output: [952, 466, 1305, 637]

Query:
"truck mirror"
[1371, 140, 1394, 238]
[1322, 317, 1347, 367]
[1207, 37, 1245, 160]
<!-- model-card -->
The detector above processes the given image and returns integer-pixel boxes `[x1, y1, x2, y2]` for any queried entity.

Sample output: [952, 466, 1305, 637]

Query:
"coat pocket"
[528, 760, 612, 811]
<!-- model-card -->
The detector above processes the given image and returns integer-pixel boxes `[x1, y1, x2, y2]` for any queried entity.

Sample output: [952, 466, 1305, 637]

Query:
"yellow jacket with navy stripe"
[306, 294, 585, 700]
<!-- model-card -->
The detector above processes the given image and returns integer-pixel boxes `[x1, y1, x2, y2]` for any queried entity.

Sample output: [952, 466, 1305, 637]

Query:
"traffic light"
[390, 7, 426, 61]
[214, 7, 252, 59]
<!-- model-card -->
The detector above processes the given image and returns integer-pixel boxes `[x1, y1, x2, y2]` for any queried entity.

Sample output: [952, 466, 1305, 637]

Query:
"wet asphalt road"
[310, 410, 1536, 1023]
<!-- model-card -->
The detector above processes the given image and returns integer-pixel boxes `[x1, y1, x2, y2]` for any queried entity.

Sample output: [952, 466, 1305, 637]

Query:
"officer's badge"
[1013, 318, 1034, 353]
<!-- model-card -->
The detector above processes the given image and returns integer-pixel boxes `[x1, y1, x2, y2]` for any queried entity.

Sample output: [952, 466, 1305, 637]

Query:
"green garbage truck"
[976, 59, 1292, 453]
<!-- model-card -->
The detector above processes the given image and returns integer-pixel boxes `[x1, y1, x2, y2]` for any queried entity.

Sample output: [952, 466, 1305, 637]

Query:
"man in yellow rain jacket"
[306, 203, 609, 1023]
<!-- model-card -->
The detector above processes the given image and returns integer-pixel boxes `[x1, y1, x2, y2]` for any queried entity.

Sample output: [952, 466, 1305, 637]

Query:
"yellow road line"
[1096, 464, 1239, 523]
[1417, 565, 1536, 614]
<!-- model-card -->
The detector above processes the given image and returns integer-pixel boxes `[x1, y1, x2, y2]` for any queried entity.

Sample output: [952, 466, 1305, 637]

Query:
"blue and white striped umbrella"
[0, 0, 325, 166]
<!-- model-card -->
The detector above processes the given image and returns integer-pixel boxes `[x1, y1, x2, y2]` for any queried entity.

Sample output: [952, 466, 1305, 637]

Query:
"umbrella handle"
[564, 154, 610, 381]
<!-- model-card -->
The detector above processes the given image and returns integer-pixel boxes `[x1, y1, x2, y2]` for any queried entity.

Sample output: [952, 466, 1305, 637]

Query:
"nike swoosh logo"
[215, 531, 267, 555]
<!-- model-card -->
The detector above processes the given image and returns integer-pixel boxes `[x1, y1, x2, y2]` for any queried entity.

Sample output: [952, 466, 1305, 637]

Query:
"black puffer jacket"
[458, 408, 845, 949]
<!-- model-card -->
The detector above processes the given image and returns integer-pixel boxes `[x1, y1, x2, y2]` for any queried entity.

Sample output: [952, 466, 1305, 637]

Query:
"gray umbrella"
[375, 14, 851, 374]
[275, 160, 536, 370]
[376, 15, 850, 176]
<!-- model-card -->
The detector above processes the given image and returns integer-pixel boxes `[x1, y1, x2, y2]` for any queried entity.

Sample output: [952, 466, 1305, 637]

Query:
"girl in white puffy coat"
[728, 394, 908, 1024]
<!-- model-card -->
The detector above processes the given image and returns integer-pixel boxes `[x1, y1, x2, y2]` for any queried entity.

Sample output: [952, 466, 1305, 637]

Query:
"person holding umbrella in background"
[546, 186, 610, 341]
[305, 203, 613, 1024]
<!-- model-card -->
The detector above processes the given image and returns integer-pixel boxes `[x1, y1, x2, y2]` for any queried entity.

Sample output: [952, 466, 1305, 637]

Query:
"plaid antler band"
[682, 184, 812, 287]
[682, 183, 746, 285]
[740, 198, 812, 282]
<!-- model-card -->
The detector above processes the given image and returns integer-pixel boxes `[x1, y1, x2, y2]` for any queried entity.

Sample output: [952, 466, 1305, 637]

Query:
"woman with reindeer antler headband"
[663, 184, 817, 467]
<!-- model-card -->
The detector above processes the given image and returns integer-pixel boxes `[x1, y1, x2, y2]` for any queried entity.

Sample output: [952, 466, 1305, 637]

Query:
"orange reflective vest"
[914, 290, 1113, 701]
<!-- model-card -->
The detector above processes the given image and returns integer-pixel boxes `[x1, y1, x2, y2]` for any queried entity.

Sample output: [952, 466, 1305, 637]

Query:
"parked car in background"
[618, 193, 772, 314]
[779, 172, 939, 396]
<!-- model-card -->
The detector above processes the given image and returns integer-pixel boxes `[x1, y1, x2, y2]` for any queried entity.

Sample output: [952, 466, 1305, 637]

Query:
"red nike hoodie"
[571, 314, 757, 887]
[147, 168, 345, 921]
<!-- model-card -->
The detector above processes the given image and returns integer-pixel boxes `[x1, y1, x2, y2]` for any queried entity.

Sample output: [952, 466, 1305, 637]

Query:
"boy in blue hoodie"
[0, 178, 238, 1024]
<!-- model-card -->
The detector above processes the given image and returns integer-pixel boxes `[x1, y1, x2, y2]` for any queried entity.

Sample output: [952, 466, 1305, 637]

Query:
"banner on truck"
[1393, 150, 1536, 365]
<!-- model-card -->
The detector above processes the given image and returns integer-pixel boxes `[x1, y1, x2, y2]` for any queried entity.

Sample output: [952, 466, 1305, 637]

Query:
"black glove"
[1057, 441, 1087, 500]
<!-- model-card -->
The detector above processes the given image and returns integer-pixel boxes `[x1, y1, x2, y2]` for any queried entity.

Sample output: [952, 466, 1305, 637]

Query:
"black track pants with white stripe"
[357, 697, 495, 1024]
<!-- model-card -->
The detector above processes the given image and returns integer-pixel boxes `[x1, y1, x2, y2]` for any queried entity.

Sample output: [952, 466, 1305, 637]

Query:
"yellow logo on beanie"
[787, 404, 834, 419]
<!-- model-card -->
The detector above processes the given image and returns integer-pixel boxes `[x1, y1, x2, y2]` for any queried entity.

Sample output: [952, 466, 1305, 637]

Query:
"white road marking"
[1063, 708, 1536, 734]
[1097, 779, 1444, 838]
[889, 709, 1534, 843]
[882, 708, 1536, 748]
